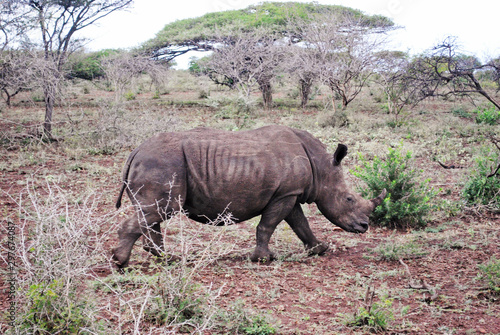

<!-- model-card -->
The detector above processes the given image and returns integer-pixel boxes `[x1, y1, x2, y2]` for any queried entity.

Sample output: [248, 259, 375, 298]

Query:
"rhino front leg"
[250, 197, 297, 262]
[285, 204, 328, 256]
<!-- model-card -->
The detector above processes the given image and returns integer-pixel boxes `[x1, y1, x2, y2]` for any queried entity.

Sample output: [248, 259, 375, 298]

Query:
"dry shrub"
[64, 102, 181, 154]
[1, 180, 267, 334]
[2, 180, 119, 333]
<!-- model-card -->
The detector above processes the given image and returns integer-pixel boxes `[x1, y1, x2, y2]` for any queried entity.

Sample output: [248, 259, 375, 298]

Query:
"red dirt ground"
[0, 101, 498, 334]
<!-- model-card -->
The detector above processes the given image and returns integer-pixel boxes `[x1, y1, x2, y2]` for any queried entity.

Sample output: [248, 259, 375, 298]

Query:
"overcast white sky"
[83, 0, 500, 68]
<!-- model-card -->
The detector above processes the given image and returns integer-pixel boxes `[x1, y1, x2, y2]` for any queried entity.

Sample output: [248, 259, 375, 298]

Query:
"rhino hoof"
[250, 250, 275, 263]
[143, 246, 165, 257]
[111, 248, 128, 270]
[308, 242, 329, 256]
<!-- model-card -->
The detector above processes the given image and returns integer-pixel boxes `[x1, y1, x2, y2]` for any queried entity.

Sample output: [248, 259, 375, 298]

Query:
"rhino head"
[315, 144, 386, 233]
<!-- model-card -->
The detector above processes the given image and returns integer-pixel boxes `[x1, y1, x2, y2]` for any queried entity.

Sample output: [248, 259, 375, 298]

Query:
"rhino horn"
[370, 189, 387, 208]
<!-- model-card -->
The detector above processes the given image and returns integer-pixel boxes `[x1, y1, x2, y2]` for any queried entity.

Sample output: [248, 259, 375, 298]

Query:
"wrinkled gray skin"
[112, 125, 386, 268]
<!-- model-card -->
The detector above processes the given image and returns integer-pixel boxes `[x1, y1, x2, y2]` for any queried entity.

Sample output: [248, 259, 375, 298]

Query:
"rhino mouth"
[352, 221, 369, 233]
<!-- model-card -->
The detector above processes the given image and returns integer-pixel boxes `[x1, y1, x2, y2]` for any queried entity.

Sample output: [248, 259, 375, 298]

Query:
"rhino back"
[181, 128, 314, 222]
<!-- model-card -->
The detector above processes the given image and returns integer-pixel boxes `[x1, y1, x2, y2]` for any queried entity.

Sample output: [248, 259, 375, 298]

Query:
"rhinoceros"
[112, 125, 386, 268]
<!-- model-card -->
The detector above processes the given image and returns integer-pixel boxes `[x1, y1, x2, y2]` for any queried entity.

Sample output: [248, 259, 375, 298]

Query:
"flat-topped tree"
[143, 2, 394, 109]
[143, 2, 394, 60]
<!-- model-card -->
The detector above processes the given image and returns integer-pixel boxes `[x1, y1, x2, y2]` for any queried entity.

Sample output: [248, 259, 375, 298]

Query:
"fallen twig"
[488, 136, 500, 178]
[487, 162, 500, 178]
[437, 160, 464, 169]
[399, 258, 438, 301]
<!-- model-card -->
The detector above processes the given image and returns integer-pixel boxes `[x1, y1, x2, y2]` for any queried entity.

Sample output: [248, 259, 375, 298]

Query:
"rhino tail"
[116, 146, 141, 209]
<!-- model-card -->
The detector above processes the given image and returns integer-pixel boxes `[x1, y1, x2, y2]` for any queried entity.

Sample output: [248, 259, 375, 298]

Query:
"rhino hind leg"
[142, 222, 164, 257]
[285, 204, 328, 256]
[112, 211, 163, 268]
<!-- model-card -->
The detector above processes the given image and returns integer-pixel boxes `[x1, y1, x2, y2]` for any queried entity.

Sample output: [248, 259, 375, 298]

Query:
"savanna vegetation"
[0, 1, 499, 334]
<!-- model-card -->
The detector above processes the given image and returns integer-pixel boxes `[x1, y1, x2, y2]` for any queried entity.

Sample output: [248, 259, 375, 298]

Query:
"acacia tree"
[205, 30, 284, 109]
[0, 1, 34, 105]
[414, 37, 500, 110]
[300, 13, 387, 112]
[144, 2, 394, 110]
[19, 0, 132, 138]
[373, 51, 434, 123]
[102, 51, 169, 102]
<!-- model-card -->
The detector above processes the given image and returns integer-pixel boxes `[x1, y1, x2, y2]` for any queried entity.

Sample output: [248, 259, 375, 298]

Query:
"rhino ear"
[333, 144, 348, 166]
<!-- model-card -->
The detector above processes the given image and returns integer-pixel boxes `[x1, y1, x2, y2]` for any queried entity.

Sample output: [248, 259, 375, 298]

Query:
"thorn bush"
[352, 142, 439, 229]
[462, 147, 500, 211]
[478, 257, 500, 294]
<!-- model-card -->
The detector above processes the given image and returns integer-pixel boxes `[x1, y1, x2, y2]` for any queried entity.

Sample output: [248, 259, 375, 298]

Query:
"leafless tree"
[414, 37, 500, 110]
[283, 43, 320, 108]
[205, 29, 285, 109]
[299, 13, 386, 113]
[0, 1, 34, 105]
[373, 51, 432, 123]
[102, 52, 168, 102]
[16, 0, 132, 138]
[0, 1, 32, 51]
[0, 51, 34, 105]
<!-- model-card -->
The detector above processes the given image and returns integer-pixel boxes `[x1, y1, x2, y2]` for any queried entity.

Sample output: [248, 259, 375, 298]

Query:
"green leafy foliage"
[474, 105, 500, 125]
[142, 2, 394, 52]
[462, 147, 500, 210]
[352, 142, 439, 228]
[213, 300, 277, 335]
[241, 315, 276, 335]
[123, 91, 136, 101]
[478, 257, 500, 293]
[348, 293, 394, 331]
[67, 49, 119, 80]
[20, 279, 95, 333]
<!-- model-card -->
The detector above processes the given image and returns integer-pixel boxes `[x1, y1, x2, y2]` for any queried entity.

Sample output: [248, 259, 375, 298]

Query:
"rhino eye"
[346, 196, 354, 203]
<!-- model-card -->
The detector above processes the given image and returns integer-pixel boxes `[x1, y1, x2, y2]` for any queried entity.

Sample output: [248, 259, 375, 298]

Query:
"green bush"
[352, 142, 439, 228]
[67, 49, 119, 80]
[124, 91, 136, 101]
[348, 293, 394, 331]
[213, 300, 277, 335]
[462, 147, 500, 210]
[474, 105, 500, 125]
[20, 279, 96, 333]
[478, 257, 500, 293]
[146, 274, 208, 328]
[241, 315, 276, 335]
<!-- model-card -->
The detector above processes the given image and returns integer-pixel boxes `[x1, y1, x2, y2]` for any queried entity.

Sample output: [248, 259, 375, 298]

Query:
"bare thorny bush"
[1, 180, 118, 333]
[101, 52, 169, 103]
[1, 180, 241, 334]
[57, 99, 182, 155]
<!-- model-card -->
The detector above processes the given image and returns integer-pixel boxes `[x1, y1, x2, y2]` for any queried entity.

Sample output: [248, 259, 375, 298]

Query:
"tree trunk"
[2, 89, 12, 106]
[299, 78, 312, 109]
[259, 80, 273, 109]
[341, 95, 349, 110]
[468, 74, 500, 110]
[43, 87, 54, 139]
[329, 86, 337, 115]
